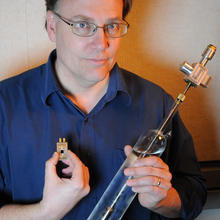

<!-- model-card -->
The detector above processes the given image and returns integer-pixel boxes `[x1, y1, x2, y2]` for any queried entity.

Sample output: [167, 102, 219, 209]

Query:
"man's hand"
[40, 150, 90, 220]
[124, 145, 181, 218]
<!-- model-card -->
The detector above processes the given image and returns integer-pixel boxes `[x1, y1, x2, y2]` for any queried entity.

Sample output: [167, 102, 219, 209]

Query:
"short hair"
[45, 0, 133, 19]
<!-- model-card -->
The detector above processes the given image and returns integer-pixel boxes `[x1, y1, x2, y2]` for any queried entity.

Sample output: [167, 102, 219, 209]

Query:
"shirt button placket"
[79, 116, 91, 160]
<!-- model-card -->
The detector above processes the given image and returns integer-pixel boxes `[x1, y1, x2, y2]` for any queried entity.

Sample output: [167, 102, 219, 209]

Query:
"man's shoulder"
[0, 64, 47, 110]
[0, 64, 45, 94]
[119, 67, 168, 97]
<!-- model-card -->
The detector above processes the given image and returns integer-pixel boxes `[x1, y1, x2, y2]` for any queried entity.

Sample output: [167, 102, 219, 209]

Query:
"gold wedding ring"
[157, 177, 161, 187]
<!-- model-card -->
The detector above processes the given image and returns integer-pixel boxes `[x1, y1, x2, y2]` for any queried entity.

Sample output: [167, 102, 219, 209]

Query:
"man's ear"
[46, 10, 56, 42]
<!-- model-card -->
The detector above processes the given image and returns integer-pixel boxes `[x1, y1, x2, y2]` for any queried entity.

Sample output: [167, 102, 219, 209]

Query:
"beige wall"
[0, 0, 220, 161]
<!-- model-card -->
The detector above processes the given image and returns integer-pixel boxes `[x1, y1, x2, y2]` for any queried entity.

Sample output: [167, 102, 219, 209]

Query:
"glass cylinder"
[87, 130, 167, 220]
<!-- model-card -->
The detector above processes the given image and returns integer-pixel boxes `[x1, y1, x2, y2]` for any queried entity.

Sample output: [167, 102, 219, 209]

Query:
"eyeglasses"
[53, 11, 129, 38]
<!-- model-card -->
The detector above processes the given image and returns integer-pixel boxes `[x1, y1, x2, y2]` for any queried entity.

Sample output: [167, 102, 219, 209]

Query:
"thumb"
[124, 145, 133, 157]
[45, 152, 59, 179]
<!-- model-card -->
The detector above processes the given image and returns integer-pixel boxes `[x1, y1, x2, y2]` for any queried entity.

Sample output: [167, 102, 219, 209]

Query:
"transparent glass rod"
[87, 130, 167, 220]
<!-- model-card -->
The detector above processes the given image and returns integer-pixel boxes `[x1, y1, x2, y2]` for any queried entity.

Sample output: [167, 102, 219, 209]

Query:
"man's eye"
[107, 23, 120, 30]
[75, 21, 90, 29]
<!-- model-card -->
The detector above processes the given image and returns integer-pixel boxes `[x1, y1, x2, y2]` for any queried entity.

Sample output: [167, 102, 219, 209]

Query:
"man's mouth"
[86, 57, 109, 65]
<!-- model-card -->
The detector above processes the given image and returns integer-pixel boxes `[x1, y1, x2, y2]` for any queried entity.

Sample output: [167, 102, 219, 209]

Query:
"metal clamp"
[180, 44, 216, 87]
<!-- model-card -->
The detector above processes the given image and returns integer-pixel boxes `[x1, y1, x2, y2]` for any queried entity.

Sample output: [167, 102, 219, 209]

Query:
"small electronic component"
[57, 138, 68, 160]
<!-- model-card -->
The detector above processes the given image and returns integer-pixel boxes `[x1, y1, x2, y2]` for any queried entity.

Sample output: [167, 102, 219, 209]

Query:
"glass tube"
[87, 130, 167, 220]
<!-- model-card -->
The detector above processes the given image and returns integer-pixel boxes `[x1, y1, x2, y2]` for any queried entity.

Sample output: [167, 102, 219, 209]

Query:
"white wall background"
[0, 0, 55, 80]
[119, 0, 220, 162]
[0, 0, 220, 219]
[0, 1, 220, 159]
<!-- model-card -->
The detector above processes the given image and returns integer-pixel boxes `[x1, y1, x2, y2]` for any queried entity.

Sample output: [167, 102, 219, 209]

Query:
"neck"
[55, 61, 110, 114]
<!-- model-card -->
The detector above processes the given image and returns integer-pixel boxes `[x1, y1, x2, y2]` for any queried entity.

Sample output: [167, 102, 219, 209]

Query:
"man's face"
[47, 0, 123, 87]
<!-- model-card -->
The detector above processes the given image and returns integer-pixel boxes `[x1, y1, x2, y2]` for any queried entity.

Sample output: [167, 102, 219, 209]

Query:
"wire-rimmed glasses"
[53, 11, 129, 38]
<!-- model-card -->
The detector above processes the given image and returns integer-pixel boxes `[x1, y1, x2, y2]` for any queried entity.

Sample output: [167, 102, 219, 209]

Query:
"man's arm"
[0, 151, 90, 220]
[0, 203, 47, 220]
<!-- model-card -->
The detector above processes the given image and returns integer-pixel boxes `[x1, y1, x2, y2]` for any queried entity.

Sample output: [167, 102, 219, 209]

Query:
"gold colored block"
[57, 138, 68, 160]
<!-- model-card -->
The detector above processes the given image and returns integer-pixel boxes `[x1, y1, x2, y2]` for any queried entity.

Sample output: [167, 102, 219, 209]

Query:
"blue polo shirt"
[0, 50, 206, 219]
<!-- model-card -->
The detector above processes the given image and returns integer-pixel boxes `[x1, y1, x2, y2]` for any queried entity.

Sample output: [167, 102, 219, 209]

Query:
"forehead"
[58, 0, 123, 20]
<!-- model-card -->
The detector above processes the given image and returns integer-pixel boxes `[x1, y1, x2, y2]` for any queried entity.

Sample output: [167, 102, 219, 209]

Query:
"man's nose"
[92, 27, 110, 49]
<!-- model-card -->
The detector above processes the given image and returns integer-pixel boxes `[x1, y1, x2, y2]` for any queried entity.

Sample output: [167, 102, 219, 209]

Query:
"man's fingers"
[43, 152, 63, 187]
[62, 167, 73, 175]
[124, 145, 133, 157]
[66, 150, 81, 165]
[60, 150, 81, 175]
[127, 176, 172, 191]
[64, 151, 90, 185]
[124, 166, 172, 180]
[133, 156, 169, 169]
[45, 152, 59, 175]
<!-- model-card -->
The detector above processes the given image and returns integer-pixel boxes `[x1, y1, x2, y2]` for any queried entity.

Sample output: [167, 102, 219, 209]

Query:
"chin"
[89, 65, 110, 78]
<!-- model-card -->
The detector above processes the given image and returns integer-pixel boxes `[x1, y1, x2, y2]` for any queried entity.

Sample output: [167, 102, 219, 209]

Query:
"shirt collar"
[42, 50, 132, 106]
[41, 50, 60, 104]
[105, 63, 132, 106]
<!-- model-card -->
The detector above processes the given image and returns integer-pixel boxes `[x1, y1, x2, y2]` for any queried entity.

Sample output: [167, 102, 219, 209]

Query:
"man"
[0, 0, 206, 219]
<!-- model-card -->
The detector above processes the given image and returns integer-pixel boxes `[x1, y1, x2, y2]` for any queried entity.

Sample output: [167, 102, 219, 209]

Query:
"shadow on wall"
[0, 45, 54, 81]
[117, 0, 219, 161]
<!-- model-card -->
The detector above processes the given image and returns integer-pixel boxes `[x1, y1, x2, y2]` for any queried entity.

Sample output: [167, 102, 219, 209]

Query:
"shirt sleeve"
[0, 171, 10, 208]
[0, 92, 12, 208]
[0, 145, 12, 208]
[164, 112, 207, 220]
